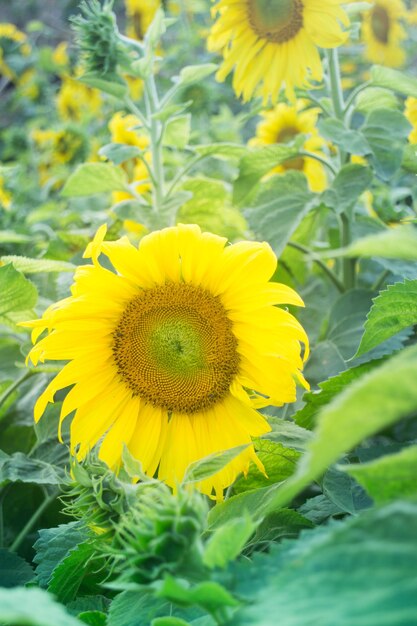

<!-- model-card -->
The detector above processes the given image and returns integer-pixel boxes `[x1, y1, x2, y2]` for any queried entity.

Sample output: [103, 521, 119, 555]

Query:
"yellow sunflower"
[57, 76, 102, 122]
[125, 0, 161, 40]
[249, 101, 327, 192]
[23, 224, 308, 499]
[405, 97, 417, 144]
[109, 112, 151, 203]
[207, 0, 349, 102]
[361, 0, 407, 68]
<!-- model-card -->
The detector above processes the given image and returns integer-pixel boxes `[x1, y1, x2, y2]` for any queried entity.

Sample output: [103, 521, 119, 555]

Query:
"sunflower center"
[371, 5, 390, 44]
[112, 283, 240, 414]
[247, 0, 304, 44]
[276, 125, 299, 143]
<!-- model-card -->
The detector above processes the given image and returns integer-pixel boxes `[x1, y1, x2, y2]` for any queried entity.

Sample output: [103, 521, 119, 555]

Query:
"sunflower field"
[1, 0, 417, 624]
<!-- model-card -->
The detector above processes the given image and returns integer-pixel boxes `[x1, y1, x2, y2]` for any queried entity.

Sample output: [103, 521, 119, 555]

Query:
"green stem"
[165, 153, 207, 199]
[0, 371, 34, 415]
[124, 96, 149, 130]
[343, 80, 371, 115]
[10, 489, 57, 553]
[298, 151, 338, 176]
[340, 212, 356, 290]
[372, 269, 390, 292]
[287, 241, 345, 293]
[326, 48, 345, 121]
[145, 74, 166, 220]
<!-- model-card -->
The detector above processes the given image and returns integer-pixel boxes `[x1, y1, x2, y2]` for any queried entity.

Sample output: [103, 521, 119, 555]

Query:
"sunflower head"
[208, 0, 349, 102]
[24, 224, 308, 499]
[361, 0, 407, 68]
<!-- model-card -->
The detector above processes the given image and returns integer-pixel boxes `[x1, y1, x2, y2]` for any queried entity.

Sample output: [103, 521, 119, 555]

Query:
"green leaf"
[182, 444, 249, 485]
[193, 144, 246, 160]
[34, 522, 88, 587]
[371, 64, 417, 97]
[0, 231, 31, 244]
[163, 115, 191, 149]
[0, 587, 83, 626]
[79, 72, 127, 98]
[294, 360, 383, 430]
[233, 144, 303, 205]
[362, 108, 411, 180]
[209, 344, 417, 526]
[331, 225, 417, 261]
[245, 172, 316, 256]
[107, 590, 202, 626]
[157, 578, 239, 615]
[178, 178, 246, 241]
[176, 64, 217, 87]
[321, 466, 371, 515]
[0, 549, 35, 588]
[355, 87, 399, 113]
[355, 280, 417, 357]
[0, 264, 37, 320]
[78, 612, 107, 626]
[61, 163, 128, 197]
[1, 256, 75, 274]
[342, 445, 417, 504]
[261, 417, 313, 452]
[321, 164, 373, 214]
[248, 509, 313, 550]
[99, 143, 142, 165]
[402, 143, 417, 174]
[233, 501, 417, 626]
[318, 118, 370, 156]
[203, 515, 257, 569]
[0, 452, 64, 484]
[48, 542, 97, 604]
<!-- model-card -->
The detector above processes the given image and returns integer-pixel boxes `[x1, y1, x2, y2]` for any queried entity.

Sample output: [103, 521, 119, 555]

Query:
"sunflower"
[57, 76, 102, 122]
[23, 224, 308, 499]
[125, 0, 161, 41]
[405, 97, 417, 144]
[361, 0, 407, 68]
[109, 112, 151, 203]
[207, 0, 349, 102]
[249, 100, 327, 192]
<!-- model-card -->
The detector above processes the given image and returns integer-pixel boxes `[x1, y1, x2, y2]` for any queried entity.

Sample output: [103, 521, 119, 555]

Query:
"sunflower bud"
[70, 0, 132, 78]
[107, 482, 208, 584]
[62, 454, 130, 533]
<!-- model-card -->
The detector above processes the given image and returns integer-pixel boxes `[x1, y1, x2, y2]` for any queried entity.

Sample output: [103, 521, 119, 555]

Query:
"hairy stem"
[287, 241, 345, 293]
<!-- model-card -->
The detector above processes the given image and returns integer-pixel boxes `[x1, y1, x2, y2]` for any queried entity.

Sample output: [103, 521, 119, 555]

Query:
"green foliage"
[362, 109, 411, 180]
[0, 263, 37, 326]
[355, 280, 417, 357]
[245, 172, 316, 256]
[34, 522, 89, 587]
[0, 451, 64, 484]
[321, 164, 373, 213]
[1, 256, 75, 273]
[0, 587, 84, 626]
[371, 65, 417, 97]
[343, 445, 417, 504]
[61, 163, 128, 197]
[334, 225, 417, 261]
[0, 549, 35, 587]
[233, 501, 417, 626]
[202, 516, 257, 569]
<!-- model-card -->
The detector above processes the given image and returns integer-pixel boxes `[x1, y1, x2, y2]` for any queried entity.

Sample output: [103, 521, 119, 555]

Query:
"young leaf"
[330, 225, 417, 261]
[176, 64, 217, 87]
[355, 280, 417, 357]
[182, 445, 249, 485]
[342, 444, 417, 504]
[203, 515, 257, 569]
[1, 256, 75, 274]
[61, 163, 128, 197]
[0, 264, 38, 319]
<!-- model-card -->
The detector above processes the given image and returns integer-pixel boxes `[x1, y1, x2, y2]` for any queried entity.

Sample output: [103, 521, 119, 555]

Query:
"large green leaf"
[0, 549, 34, 588]
[34, 522, 88, 587]
[0, 264, 37, 321]
[1, 256, 75, 274]
[0, 452, 65, 484]
[233, 501, 417, 626]
[318, 118, 370, 156]
[61, 163, 128, 197]
[244, 172, 316, 256]
[330, 225, 417, 262]
[233, 144, 303, 205]
[209, 344, 417, 527]
[371, 65, 417, 97]
[0, 587, 83, 626]
[355, 280, 417, 357]
[321, 164, 373, 214]
[107, 590, 202, 626]
[362, 108, 411, 180]
[48, 542, 99, 604]
[343, 445, 417, 504]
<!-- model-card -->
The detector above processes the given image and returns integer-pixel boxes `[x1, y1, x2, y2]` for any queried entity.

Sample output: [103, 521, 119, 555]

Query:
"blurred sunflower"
[249, 101, 327, 192]
[0, 23, 31, 81]
[109, 112, 151, 203]
[361, 0, 407, 67]
[405, 97, 417, 143]
[23, 224, 308, 499]
[207, 0, 349, 102]
[125, 0, 161, 40]
[57, 76, 102, 122]
[0, 174, 11, 210]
